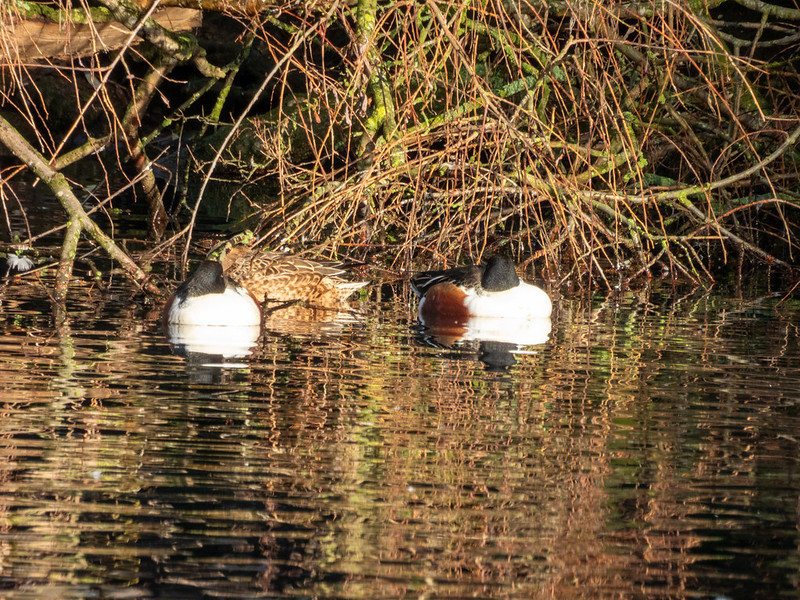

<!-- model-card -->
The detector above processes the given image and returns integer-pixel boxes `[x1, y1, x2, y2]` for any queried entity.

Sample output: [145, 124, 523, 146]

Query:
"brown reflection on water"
[548, 290, 800, 597]
[1, 278, 799, 598]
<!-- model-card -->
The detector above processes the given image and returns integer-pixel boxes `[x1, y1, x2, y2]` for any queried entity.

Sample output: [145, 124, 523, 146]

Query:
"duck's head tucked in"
[412, 255, 552, 323]
[165, 261, 261, 327]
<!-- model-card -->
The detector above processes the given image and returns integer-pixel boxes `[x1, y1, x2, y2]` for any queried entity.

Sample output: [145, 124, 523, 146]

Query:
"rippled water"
[1, 273, 799, 599]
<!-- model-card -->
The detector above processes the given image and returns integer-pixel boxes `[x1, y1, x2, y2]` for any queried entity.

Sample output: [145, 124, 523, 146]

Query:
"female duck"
[220, 245, 368, 308]
[412, 255, 552, 321]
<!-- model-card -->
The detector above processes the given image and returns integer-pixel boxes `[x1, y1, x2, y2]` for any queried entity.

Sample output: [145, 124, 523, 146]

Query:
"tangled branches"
[1, 0, 799, 290]
[232, 0, 800, 283]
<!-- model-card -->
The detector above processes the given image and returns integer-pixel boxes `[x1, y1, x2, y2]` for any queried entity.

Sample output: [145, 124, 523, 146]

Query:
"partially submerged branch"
[0, 115, 161, 299]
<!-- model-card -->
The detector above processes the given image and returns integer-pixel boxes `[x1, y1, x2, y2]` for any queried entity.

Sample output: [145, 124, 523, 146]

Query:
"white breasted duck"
[165, 260, 261, 327]
[411, 255, 552, 321]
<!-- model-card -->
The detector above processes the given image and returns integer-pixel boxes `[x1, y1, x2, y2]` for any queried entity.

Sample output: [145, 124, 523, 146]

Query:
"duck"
[219, 245, 368, 308]
[165, 260, 261, 327]
[411, 255, 552, 321]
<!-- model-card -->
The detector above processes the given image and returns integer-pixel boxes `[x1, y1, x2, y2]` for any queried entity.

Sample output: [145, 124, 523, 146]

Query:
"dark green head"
[176, 261, 226, 300]
[481, 256, 519, 291]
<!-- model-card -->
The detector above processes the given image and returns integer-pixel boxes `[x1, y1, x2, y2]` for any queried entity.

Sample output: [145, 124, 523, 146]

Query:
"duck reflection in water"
[411, 255, 552, 368]
[164, 248, 367, 363]
[164, 261, 261, 362]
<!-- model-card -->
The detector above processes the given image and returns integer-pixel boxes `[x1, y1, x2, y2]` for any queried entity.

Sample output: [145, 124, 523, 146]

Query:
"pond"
[1, 271, 799, 599]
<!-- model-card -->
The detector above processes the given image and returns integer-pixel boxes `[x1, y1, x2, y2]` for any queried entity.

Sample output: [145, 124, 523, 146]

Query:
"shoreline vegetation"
[1, 0, 799, 303]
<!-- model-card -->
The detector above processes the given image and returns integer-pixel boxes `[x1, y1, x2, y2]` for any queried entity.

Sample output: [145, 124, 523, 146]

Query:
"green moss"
[12, 1, 113, 23]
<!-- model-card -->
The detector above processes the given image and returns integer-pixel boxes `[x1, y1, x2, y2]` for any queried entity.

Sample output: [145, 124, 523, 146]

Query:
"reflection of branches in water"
[3, 277, 798, 595]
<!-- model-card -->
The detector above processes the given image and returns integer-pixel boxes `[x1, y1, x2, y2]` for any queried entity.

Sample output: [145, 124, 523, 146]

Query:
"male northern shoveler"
[165, 260, 261, 327]
[411, 255, 552, 321]
[219, 245, 368, 308]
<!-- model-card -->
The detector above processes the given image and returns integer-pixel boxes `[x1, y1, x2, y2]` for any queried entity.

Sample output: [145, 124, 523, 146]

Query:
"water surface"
[1, 275, 799, 599]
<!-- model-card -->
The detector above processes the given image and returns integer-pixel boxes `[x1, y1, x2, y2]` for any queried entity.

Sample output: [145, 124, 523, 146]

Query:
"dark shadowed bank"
[1, 0, 799, 301]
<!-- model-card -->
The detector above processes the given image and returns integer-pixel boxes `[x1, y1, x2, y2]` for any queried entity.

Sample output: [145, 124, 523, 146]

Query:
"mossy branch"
[96, 0, 225, 78]
[356, 0, 401, 166]
[0, 115, 161, 299]
[733, 0, 800, 20]
[6, 0, 115, 23]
